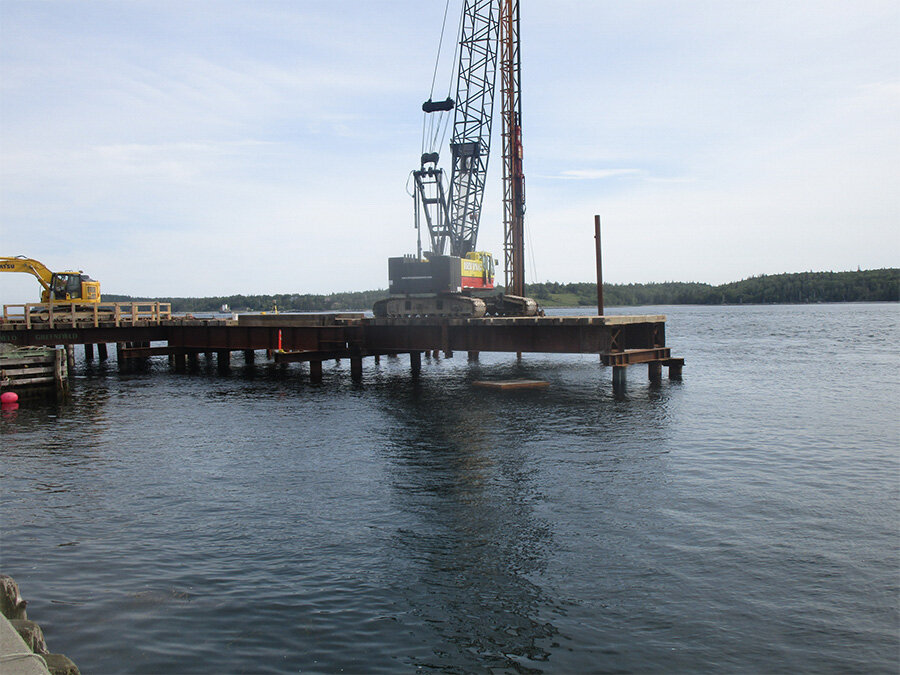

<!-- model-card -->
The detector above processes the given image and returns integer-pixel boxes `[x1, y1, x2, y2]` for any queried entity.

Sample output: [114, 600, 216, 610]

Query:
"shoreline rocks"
[0, 575, 79, 675]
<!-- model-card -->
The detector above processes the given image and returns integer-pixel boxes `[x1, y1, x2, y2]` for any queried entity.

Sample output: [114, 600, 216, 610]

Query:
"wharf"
[0, 311, 683, 389]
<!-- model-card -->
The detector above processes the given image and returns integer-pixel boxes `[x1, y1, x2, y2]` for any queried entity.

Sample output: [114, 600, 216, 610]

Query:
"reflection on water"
[1, 304, 897, 673]
[380, 384, 558, 670]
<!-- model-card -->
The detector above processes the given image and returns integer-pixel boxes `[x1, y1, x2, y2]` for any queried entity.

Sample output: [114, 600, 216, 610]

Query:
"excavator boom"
[0, 256, 54, 292]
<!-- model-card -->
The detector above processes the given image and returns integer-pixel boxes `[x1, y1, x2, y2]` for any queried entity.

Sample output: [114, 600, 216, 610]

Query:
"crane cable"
[428, 0, 453, 99]
[436, 2, 465, 153]
[422, 0, 455, 156]
[526, 222, 538, 286]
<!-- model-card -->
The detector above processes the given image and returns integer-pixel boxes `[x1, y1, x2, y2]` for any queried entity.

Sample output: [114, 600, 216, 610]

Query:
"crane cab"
[462, 251, 495, 290]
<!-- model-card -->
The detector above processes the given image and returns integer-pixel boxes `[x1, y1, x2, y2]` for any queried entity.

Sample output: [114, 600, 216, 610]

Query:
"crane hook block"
[422, 97, 455, 113]
[421, 152, 440, 166]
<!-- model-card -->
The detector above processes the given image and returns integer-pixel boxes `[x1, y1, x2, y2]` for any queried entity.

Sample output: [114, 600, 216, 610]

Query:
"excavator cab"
[48, 272, 99, 302]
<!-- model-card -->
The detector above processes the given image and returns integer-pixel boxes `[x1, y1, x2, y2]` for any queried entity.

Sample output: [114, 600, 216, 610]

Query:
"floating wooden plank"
[472, 379, 549, 390]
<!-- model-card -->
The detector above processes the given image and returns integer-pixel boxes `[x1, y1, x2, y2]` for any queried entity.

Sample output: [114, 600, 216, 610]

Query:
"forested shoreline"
[105, 268, 898, 313]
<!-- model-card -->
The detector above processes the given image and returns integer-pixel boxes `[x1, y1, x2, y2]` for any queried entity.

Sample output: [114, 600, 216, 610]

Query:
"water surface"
[1, 303, 898, 672]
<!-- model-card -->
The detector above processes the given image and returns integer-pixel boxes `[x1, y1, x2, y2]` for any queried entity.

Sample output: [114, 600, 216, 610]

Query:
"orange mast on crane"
[501, 0, 525, 298]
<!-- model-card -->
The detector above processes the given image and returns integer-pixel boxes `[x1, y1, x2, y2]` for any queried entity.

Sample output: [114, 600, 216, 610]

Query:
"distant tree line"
[528, 269, 899, 307]
[103, 289, 388, 313]
[105, 268, 898, 312]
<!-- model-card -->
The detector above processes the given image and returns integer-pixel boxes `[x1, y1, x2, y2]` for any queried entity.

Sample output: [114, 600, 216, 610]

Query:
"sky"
[1, 0, 897, 299]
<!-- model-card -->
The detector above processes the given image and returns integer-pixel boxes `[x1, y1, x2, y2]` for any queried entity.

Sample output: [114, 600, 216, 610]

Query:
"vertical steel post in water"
[594, 214, 604, 316]
[612, 365, 626, 391]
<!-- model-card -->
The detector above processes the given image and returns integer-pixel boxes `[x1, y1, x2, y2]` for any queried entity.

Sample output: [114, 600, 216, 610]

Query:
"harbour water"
[1, 303, 897, 673]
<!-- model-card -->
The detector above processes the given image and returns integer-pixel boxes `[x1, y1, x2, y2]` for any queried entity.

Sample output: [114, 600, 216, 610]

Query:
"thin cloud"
[549, 169, 642, 180]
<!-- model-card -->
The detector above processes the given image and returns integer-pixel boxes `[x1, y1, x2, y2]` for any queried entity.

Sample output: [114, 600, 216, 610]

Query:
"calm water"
[1, 304, 898, 673]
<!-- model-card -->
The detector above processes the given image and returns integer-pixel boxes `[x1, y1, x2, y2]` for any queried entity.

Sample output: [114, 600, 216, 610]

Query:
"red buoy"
[1, 392, 18, 404]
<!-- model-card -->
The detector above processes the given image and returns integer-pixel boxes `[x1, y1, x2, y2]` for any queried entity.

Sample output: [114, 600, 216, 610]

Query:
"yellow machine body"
[0, 256, 102, 304]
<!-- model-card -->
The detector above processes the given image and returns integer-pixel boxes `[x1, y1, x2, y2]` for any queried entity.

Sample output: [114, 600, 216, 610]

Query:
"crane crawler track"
[373, 295, 486, 319]
[483, 294, 541, 317]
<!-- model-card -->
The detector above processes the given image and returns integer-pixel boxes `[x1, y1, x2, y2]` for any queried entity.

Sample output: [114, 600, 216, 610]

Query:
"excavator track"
[373, 295, 486, 319]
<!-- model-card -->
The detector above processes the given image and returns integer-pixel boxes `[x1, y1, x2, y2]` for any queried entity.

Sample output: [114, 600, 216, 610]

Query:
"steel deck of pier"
[0, 312, 683, 387]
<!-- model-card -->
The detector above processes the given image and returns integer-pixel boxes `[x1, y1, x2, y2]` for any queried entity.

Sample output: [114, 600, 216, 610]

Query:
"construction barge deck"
[0, 308, 683, 389]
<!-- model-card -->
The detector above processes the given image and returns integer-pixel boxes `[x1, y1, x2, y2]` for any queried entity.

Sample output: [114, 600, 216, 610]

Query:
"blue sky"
[1, 0, 897, 298]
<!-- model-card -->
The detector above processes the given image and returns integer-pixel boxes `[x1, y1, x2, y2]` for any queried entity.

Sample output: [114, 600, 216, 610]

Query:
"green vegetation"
[106, 268, 898, 312]
[531, 268, 899, 307]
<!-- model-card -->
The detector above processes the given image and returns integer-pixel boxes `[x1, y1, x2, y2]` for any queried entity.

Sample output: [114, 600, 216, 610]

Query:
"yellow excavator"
[0, 256, 101, 304]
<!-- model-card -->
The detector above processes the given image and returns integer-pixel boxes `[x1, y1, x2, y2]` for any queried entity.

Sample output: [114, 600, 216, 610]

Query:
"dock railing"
[1, 302, 172, 328]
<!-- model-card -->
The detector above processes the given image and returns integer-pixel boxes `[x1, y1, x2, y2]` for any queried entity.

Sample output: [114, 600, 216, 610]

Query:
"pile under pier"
[0, 311, 683, 390]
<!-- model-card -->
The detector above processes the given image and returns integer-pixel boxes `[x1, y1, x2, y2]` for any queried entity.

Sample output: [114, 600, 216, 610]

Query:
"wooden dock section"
[0, 345, 68, 397]
[0, 309, 683, 390]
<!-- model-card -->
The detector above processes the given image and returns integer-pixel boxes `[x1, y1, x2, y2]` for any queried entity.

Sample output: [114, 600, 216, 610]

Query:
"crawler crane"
[373, 0, 538, 318]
